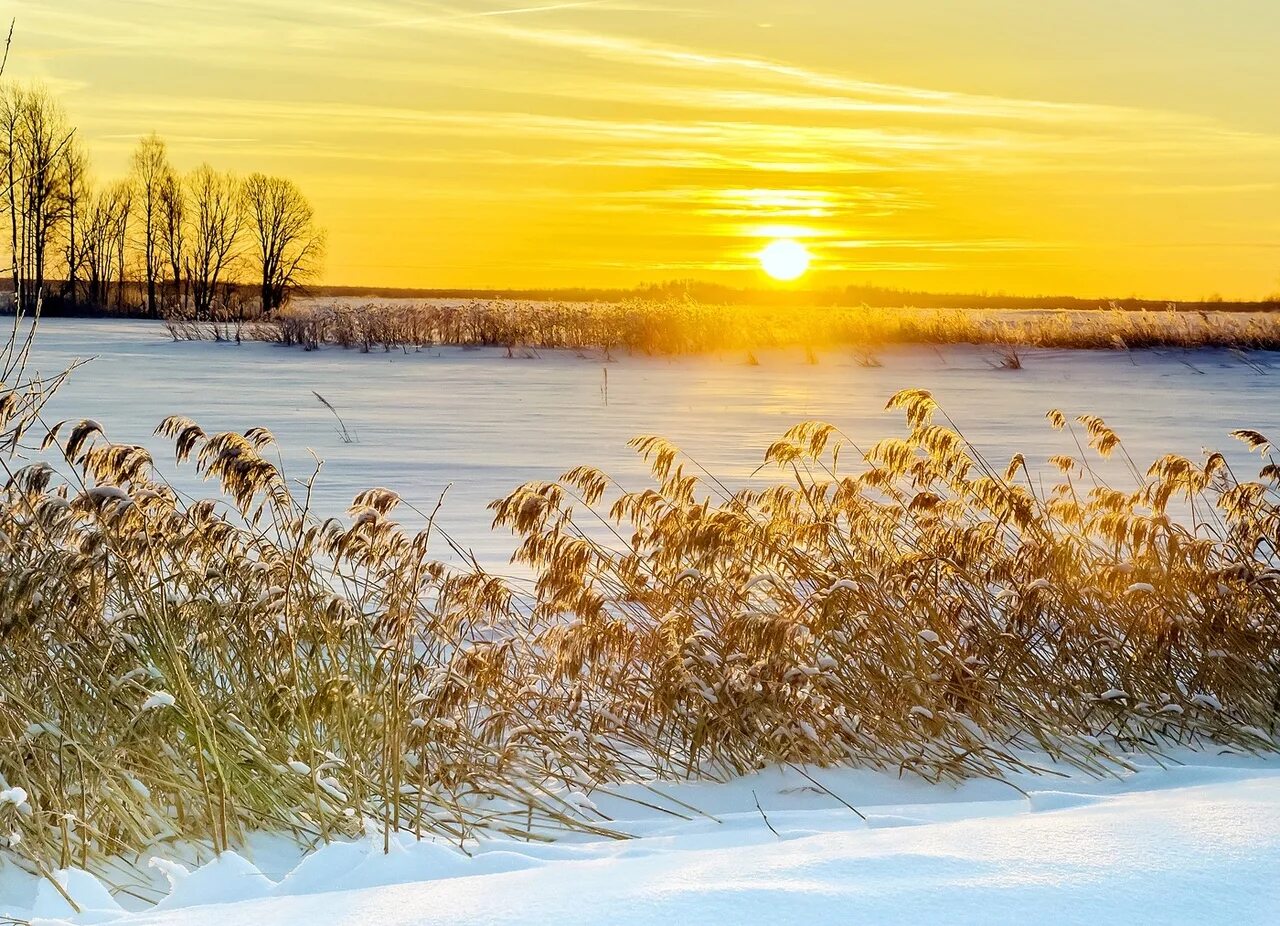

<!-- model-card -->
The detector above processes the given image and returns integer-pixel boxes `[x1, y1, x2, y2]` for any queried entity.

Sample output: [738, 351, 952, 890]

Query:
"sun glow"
[759, 239, 812, 281]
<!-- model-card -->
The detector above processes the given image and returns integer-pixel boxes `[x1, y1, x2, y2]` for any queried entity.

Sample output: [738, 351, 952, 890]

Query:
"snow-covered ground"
[9, 755, 1279, 925]
[21, 318, 1280, 572]
[9, 318, 1280, 924]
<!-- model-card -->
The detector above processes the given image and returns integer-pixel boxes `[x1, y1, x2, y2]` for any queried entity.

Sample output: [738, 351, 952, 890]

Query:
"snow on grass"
[138, 692, 175, 713]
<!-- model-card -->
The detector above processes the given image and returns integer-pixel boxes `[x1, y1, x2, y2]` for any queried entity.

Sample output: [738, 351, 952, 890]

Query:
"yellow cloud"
[10, 0, 1280, 296]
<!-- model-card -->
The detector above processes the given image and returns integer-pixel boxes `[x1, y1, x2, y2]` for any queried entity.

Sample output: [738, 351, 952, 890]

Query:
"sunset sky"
[10, 0, 1280, 296]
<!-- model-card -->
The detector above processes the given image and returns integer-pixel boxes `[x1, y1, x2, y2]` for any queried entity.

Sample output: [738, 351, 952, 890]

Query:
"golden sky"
[11, 0, 1280, 296]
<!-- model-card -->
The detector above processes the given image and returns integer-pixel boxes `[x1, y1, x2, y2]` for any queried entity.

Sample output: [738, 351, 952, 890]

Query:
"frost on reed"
[226, 299, 1280, 354]
[1, 322, 1279, 885]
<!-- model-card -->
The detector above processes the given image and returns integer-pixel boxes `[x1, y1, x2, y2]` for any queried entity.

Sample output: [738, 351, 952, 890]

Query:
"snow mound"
[10, 757, 1280, 926]
[1025, 790, 1106, 813]
[37, 770, 1278, 926]
[31, 869, 124, 922]
[273, 842, 371, 897]
[152, 852, 273, 910]
[323, 840, 472, 893]
[863, 814, 930, 829]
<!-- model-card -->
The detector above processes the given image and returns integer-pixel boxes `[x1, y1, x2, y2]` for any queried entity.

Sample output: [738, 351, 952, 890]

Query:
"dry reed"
[213, 299, 1280, 354]
[1, 312, 1278, 898]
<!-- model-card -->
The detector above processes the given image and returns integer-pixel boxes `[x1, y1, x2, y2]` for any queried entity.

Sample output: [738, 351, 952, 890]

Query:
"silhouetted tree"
[79, 180, 132, 308]
[186, 164, 241, 318]
[0, 70, 322, 319]
[0, 84, 74, 311]
[61, 137, 88, 305]
[131, 133, 170, 317]
[241, 173, 323, 314]
[158, 169, 186, 310]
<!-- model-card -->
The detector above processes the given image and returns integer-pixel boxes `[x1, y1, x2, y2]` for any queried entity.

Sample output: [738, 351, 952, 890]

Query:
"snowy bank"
[10, 755, 1279, 926]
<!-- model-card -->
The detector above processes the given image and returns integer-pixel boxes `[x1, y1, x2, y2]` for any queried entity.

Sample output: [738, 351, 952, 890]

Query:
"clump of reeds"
[1, 310, 1278, 895]
[0, 318, 620, 898]
[485, 392, 1280, 785]
[209, 299, 1280, 355]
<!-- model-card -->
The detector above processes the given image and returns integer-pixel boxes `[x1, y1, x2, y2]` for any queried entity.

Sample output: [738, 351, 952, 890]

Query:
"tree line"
[1, 82, 324, 318]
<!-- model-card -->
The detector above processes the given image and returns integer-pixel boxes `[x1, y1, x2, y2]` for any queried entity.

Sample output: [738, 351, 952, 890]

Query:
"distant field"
[164, 298, 1280, 354]
[28, 317, 1280, 567]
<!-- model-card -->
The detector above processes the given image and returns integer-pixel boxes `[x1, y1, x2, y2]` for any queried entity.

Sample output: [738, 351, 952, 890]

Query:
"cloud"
[383, 3, 1181, 127]
[471, 1, 617, 17]
[11, 0, 1280, 291]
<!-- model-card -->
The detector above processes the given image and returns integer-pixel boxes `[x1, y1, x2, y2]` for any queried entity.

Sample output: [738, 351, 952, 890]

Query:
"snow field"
[10, 756, 1279, 926]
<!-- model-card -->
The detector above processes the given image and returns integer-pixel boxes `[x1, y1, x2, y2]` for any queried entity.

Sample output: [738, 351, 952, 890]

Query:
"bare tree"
[78, 180, 132, 309]
[186, 164, 241, 319]
[131, 133, 169, 317]
[158, 169, 186, 311]
[112, 179, 133, 310]
[0, 69, 320, 320]
[0, 83, 75, 311]
[241, 173, 323, 314]
[61, 138, 88, 306]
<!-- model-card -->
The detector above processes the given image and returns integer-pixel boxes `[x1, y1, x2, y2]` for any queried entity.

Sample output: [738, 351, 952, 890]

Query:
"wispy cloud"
[381, 3, 1171, 127]
[471, 1, 616, 18]
[9, 0, 1280, 292]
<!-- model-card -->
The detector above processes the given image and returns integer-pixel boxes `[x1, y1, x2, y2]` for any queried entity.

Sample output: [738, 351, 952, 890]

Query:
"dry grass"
[488, 399, 1280, 783]
[1, 313, 1279, 897]
[211, 299, 1280, 354]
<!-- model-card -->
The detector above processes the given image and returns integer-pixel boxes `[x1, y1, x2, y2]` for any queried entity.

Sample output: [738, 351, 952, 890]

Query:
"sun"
[759, 239, 811, 281]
